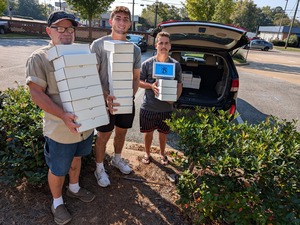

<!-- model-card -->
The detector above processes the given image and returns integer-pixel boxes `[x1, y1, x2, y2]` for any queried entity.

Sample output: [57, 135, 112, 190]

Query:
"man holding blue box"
[139, 31, 182, 165]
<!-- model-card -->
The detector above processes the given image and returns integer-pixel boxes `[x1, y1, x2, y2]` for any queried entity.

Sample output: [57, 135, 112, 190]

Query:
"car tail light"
[229, 104, 236, 115]
[230, 79, 239, 92]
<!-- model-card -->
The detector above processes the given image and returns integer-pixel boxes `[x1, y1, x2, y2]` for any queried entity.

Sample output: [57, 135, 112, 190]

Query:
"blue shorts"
[44, 134, 93, 176]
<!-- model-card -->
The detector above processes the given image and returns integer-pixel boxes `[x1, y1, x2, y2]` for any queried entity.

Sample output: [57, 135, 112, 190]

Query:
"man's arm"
[28, 82, 80, 133]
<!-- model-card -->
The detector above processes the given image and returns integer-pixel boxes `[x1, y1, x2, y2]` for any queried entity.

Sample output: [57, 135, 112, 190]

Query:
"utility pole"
[6, 0, 12, 20]
[154, 0, 158, 28]
[284, 0, 299, 49]
[277, 0, 288, 39]
[131, 0, 135, 31]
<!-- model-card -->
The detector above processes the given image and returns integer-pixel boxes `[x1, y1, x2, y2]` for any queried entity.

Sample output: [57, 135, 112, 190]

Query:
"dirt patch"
[0, 143, 190, 225]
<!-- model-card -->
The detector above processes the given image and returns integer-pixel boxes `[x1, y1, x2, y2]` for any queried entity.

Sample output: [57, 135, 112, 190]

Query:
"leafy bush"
[0, 85, 47, 186]
[166, 108, 300, 225]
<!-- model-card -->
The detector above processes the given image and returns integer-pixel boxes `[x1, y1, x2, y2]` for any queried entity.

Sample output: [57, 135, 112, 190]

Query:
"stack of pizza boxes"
[104, 40, 134, 114]
[156, 79, 178, 101]
[182, 71, 201, 89]
[48, 44, 109, 132]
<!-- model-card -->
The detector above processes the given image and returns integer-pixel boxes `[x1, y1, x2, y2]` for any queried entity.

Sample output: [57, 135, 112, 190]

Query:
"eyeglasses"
[50, 26, 75, 34]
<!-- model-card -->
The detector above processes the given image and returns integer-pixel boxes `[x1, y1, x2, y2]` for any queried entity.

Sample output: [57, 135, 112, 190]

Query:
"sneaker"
[94, 169, 111, 187]
[111, 157, 132, 174]
[66, 188, 95, 203]
[51, 204, 72, 225]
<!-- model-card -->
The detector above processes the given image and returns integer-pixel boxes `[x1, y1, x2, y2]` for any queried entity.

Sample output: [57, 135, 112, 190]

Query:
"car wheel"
[0, 28, 5, 34]
[264, 47, 269, 51]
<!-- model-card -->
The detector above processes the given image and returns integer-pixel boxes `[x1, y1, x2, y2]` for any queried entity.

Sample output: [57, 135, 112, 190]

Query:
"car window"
[127, 35, 141, 42]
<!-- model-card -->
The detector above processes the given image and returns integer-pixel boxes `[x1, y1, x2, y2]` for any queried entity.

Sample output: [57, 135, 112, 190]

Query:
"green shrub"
[166, 108, 300, 225]
[0, 85, 47, 186]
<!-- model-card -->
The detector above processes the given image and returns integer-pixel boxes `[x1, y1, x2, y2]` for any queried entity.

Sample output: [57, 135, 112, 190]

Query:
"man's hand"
[106, 94, 120, 114]
[61, 112, 81, 133]
[151, 81, 159, 96]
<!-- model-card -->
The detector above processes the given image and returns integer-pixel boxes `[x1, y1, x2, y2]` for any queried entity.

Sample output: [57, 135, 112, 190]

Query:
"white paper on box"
[54, 65, 98, 81]
[156, 94, 177, 101]
[113, 97, 133, 106]
[57, 75, 101, 92]
[110, 71, 132, 81]
[53, 53, 97, 71]
[76, 114, 109, 132]
[158, 86, 177, 95]
[62, 95, 105, 112]
[104, 40, 134, 53]
[109, 62, 132, 72]
[110, 53, 134, 62]
[59, 85, 103, 102]
[157, 79, 178, 88]
[112, 80, 132, 89]
[111, 88, 133, 97]
[112, 106, 132, 115]
[73, 105, 107, 121]
[48, 44, 91, 61]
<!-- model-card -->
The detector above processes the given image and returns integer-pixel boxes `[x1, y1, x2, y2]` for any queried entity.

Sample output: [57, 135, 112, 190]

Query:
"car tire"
[0, 27, 5, 34]
[263, 47, 269, 51]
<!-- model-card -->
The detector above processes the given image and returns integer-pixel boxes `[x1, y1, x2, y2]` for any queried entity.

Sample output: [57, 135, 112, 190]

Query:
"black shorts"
[96, 103, 135, 132]
[139, 108, 172, 134]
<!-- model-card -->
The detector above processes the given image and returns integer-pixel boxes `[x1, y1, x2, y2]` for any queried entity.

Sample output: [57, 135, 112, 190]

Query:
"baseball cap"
[47, 11, 78, 27]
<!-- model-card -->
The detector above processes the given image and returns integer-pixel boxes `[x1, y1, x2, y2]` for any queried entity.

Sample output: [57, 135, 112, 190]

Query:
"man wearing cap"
[25, 11, 95, 225]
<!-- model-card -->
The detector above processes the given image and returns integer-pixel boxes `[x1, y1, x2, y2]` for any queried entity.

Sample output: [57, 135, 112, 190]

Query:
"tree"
[231, 0, 259, 32]
[212, 0, 234, 24]
[0, 0, 7, 15]
[184, 0, 218, 21]
[15, 0, 46, 20]
[140, 3, 185, 28]
[66, 0, 113, 27]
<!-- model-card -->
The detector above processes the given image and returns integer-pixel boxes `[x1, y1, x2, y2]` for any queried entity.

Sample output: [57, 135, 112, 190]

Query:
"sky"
[41, 0, 299, 18]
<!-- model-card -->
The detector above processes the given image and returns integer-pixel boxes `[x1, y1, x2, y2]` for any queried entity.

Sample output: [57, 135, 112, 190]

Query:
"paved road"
[237, 49, 300, 131]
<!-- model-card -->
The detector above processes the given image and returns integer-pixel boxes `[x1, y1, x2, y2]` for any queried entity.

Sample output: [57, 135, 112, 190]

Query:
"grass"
[274, 46, 300, 52]
[0, 33, 47, 39]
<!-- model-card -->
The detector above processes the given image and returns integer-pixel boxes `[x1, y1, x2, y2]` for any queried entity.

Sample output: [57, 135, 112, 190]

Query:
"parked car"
[126, 34, 147, 52]
[151, 21, 249, 114]
[0, 21, 10, 34]
[245, 39, 273, 51]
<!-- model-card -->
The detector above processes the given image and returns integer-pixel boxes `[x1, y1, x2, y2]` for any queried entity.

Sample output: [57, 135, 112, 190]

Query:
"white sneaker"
[111, 158, 132, 174]
[94, 169, 110, 187]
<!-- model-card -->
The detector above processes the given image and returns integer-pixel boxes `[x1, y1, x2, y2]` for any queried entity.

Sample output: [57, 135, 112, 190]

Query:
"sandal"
[141, 155, 151, 164]
[160, 155, 168, 165]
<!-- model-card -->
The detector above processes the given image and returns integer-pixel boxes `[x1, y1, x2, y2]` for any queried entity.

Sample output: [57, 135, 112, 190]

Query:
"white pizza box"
[57, 75, 100, 92]
[112, 106, 132, 115]
[111, 88, 133, 98]
[110, 71, 132, 81]
[59, 85, 103, 102]
[182, 80, 193, 88]
[110, 53, 134, 62]
[158, 86, 177, 95]
[157, 79, 178, 88]
[104, 40, 134, 53]
[54, 65, 98, 81]
[155, 93, 177, 101]
[112, 80, 132, 89]
[48, 44, 91, 61]
[113, 97, 133, 106]
[182, 71, 193, 80]
[109, 62, 132, 72]
[73, 105, 107, 122]
[76, 114, 109, 132]
[62, 95, 105, 112]
[53, 53, 97, 71]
